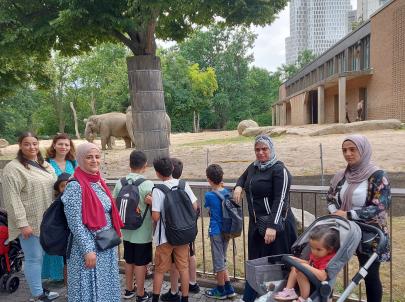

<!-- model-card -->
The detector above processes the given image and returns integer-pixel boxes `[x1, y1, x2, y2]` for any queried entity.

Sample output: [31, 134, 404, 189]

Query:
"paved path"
[0, 272, 241, 302]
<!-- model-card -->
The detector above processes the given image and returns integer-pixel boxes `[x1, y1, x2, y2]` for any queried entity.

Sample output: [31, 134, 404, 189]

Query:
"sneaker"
[160, 290, 180, 302]
[225, 285, 237, 298]
[205, 287, 227, 300]
[123, 289, 136, 299]
[43, 288, 59, 300]
[137, 291, 152, 302]
[189, 283, 200, 294]
[274, 288, 298, 301]
[31, 294, 52, 302]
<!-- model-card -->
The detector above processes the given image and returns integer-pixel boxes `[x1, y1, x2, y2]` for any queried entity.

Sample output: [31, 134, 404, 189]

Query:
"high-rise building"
[285, 0, 351, 65]
[348, 10, 358, 32]
[357, 0, 389, 21]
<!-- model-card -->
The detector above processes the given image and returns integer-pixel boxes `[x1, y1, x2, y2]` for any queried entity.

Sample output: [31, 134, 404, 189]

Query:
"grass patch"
[179, 135, 253, 147]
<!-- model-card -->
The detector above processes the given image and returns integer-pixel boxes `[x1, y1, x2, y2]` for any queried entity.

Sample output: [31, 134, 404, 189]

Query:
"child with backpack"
[161, 158, 200, 302]
[204, 164, 236, 299]
[112, 151, 154, 301]
[151, 157, 198, 302]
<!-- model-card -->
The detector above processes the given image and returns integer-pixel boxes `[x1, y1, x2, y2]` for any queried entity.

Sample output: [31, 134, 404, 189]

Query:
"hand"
[144, 193, 152, 206]
[233, 186, 243, 203]
[333, 210, 347, 219]
[85, 252, 96, 268]
[20, 226, 33, 239]
[264, 228, 276, 244]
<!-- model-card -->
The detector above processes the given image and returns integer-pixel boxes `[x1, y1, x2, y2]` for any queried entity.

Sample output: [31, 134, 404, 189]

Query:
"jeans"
[19, 235, 44, 297]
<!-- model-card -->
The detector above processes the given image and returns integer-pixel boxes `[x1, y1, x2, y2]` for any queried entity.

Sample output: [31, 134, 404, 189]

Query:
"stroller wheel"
[5, 274, 19, 293]
[0, 274, 8, 290]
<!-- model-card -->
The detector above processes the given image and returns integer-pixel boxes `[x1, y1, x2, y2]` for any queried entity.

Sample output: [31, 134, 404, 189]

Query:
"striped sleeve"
[269, 166, 290, 231]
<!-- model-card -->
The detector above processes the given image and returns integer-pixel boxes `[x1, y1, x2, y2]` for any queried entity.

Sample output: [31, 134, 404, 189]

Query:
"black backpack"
[40, 193, 70, 256]
[154, 180, 197, 246]
[212, 190, 243, 240]
[115, 178, 150, 230]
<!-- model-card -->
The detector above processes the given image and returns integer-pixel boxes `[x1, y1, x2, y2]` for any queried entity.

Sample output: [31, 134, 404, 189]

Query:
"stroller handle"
[355, 222, 387, 255]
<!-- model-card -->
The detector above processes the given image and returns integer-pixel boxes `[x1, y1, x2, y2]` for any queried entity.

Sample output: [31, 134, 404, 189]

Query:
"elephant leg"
[101, 136, 108, 150]
[106, 137, 113, 150]
[124, 137, 132, 149]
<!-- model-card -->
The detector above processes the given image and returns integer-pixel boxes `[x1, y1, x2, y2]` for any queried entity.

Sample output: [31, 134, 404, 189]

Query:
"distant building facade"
[348, 10, 358, 32]
[273, 0, 405, 126]
[285, 0, 352, 64]
[357, 0, 390, 20]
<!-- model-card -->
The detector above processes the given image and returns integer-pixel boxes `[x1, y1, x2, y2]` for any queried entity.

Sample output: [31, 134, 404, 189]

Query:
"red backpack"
[0, 225, 11, 272]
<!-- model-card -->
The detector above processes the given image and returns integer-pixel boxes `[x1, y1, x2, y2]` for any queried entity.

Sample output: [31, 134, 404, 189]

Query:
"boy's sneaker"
[123, 289, 136, 299]
[160, 290, 180, 302]
[137, 291, 152, 302]
[205, 287, 227, 300]
[225, 285, 237, 298]
[274, 288, 298, 301]
[189, 283, 200, 294]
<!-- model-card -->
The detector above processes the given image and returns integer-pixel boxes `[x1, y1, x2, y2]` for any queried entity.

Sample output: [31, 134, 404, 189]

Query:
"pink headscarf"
[330, 135, 379, 211]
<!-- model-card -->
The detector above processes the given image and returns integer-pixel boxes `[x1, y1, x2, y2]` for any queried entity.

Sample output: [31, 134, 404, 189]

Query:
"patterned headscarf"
[253, 134, 278, 171]
[330, 135, 379, 210]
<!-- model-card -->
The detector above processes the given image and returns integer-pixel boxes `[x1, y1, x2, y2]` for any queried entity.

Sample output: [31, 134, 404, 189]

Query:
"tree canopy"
[0, 0, 288, 95]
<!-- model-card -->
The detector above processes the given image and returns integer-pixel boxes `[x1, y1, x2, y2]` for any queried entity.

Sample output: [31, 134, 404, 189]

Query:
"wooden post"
[69, 102, 81, 139]
[127, 55, 169, 164]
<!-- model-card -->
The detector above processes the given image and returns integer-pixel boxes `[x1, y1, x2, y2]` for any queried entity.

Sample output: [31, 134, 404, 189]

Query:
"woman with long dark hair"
[42, 133, 77, 283]
[2, 132, 59, 301]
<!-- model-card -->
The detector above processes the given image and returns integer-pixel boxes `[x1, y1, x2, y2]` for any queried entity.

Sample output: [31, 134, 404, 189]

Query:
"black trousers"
[358, 253, 382, 302]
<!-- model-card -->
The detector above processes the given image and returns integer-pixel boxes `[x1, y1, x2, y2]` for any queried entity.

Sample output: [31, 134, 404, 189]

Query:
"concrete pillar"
[317, 85, 325, 124]
[281, 103, 287, 126]
[276, 105, 280, 126]
[271, 106, 276, 126]
[338, 77, 347, 123]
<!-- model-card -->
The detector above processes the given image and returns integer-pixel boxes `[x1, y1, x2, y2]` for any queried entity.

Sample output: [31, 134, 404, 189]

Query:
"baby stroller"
[246, 215, 387, 302]
[0, 208, 24, 293]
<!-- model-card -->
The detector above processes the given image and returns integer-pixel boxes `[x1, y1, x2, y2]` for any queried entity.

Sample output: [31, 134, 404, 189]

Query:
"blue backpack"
[212, 191, 243, 240]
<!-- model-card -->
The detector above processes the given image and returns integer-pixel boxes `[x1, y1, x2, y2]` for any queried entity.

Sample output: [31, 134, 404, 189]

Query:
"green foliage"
[278, 49, 317, 81]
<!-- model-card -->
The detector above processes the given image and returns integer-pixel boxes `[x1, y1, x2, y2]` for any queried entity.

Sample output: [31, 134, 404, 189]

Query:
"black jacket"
[236, 161, 292, 232]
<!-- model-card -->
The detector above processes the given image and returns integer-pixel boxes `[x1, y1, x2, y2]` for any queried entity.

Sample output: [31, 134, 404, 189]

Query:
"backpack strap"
[153, 184, 171, 195]
[120, 177, 129, 187]
[178, 179, 186, 190]
[212, 190, 225, 202]
[133, 178, 145, 187]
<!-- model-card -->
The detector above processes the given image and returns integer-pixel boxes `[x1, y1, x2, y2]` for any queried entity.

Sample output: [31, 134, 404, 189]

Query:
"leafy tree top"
[1, 0, 288, 58]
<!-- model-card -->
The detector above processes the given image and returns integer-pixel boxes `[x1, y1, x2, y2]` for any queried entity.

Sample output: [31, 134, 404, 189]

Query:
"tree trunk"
[197, 112, 200, 133]
[127, 55, 169, 164]
[70, 101, 81, 139]
[193, 111, 197, 133]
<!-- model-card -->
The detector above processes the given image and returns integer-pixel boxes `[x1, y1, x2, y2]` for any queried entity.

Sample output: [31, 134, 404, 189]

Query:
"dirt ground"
[1, 127, 404, 182]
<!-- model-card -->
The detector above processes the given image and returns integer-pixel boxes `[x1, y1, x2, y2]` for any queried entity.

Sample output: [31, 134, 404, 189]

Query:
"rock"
[266, 128, 287, 137]
[0, 139, 9, 148]
[309, 119, 402, 136]
[237, 120, 258, 135]
[291, 207, 316, 232]
[241, 126, 273, 137]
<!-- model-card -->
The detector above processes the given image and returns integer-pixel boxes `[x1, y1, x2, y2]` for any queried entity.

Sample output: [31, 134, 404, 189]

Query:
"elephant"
[84, 112, 132, 150]
[126, 106, 171, 145]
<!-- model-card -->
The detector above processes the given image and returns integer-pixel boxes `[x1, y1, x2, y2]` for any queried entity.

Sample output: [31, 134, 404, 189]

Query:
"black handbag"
[257, 215, 272, 237]
[94, 228, 121, 251]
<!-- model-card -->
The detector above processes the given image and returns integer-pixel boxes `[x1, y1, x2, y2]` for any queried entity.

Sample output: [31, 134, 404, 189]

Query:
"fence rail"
[109, 180, 405, 302]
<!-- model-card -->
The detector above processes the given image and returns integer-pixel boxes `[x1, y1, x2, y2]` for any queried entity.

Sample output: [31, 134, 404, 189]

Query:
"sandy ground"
[1, 127, 404, 182]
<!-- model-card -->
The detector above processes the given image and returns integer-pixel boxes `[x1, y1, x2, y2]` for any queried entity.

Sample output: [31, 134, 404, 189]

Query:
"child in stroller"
[274, 225, 339, 302]
[0, 208, 24, 293]
[246, 215, 387, 302]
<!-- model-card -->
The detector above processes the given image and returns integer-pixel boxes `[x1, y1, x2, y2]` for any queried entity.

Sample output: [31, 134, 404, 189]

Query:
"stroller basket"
[246, 255, 289, 296]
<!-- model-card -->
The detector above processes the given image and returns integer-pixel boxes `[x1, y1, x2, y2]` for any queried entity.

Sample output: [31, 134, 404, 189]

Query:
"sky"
[251, 0, 358, 72]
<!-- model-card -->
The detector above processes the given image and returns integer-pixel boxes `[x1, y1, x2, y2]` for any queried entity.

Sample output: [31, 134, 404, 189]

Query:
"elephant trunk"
[84, 123, 96, 142]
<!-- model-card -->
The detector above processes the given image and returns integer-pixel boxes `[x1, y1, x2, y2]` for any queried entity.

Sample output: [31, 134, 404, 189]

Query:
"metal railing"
[107, 180, 405, 302]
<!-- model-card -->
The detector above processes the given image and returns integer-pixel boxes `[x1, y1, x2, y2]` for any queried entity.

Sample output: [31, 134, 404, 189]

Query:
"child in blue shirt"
[204, 164, 236, 300]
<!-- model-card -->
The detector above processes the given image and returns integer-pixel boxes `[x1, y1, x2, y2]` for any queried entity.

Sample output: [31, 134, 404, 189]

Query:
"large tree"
[0, 0, 288, 160]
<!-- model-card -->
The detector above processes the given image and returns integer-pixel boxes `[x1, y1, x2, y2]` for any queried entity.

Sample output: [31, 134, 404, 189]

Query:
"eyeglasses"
[255, 147, 269, 152]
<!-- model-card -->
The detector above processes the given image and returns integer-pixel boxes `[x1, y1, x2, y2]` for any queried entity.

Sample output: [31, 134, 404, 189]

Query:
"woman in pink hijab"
[61, 142, 123, 302]
[326, 135, 391, 302]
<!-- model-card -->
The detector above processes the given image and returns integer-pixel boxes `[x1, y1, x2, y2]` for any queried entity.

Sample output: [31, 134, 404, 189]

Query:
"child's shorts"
[210, 234, 229, 273]
[123, 241, 152, 266]
[154, 243, 189, 273]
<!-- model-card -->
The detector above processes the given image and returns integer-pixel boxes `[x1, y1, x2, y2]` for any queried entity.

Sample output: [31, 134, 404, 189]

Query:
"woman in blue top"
[43, 133, 77, 282]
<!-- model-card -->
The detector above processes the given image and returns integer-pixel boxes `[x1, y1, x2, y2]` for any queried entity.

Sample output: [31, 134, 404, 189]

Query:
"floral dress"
[326, 170, 391, 261]
[42, 159, 77, 281]
[62, 181, 121, 302]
